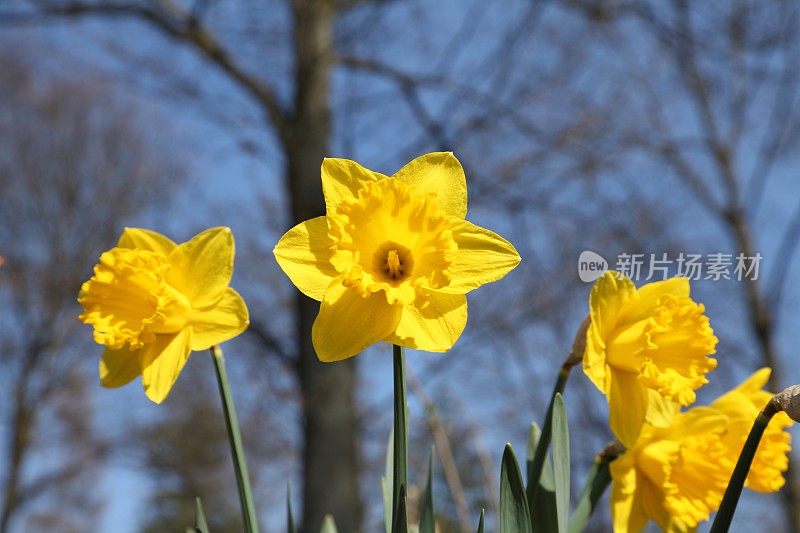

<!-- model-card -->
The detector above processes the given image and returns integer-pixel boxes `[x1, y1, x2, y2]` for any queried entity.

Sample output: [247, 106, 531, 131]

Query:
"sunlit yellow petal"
[608, 368, 647, 447]
[389, 292, 467, 352]
[117, 227, 177, 255]
[645, 390, 679, 428]
[321, 157, 386, 214]
[619, 276, 689, 324]
[312, 279, 402, 362]
[590, 272, 637, 343]
[273, 216, 338, 301]
[584, 272, 637, 392]
[393, 152, 467, 218]
[438, 218, 520, 294]
[99, 346, 144, 388]
[190, 288, 250, 350]
[167, 227, 234, 309]
[610, 453, 648, 533]
[141, 329, 192, 404]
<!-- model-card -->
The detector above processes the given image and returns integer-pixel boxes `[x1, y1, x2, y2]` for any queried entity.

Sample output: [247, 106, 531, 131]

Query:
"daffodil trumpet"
[211, 345, 260, 533]
[527, 315, 590, 515]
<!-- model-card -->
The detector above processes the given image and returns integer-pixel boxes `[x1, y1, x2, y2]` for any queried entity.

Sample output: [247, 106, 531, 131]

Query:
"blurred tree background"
[0, 0, 799, 532]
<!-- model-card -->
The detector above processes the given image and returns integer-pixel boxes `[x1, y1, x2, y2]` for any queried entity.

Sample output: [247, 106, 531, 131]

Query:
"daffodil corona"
[78, 227, 249, 403]
[273, 152, 520, 361]
[610, 369, 793, 532]
[583, 272, 718, 447]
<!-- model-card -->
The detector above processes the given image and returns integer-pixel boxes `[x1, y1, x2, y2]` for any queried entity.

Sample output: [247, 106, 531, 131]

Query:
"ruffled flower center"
[78, 247, 192, 350]
[328, 179, 456, 305]
[660, 432, 731, 529]
[606, 293, 718, 405]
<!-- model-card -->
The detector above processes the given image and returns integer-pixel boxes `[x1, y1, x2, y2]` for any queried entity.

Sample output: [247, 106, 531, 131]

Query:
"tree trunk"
[285, 1, 361, 531]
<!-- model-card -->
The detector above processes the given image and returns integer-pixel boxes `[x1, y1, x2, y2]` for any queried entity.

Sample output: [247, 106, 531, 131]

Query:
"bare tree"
[0, 49, 183, 532]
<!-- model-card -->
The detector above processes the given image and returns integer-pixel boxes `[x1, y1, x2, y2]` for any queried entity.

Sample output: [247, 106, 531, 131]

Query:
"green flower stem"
[710, 400, 779, 533]
[210, 345, 259, 533]
[392, 344, 408, 531]
[568, 442, 623, 533]
[527, 316, 589, 517]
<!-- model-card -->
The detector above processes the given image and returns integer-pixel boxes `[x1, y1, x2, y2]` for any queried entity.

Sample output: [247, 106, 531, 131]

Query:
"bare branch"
[0, 1, 288, 135]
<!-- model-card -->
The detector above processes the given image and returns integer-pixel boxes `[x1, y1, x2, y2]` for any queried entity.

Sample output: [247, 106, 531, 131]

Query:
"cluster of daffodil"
[583, 272, 793, 532]
[77, 152, 794, 533]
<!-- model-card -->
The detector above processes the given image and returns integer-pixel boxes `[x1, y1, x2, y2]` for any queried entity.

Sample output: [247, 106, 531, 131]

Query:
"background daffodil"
[78, 227, 249, 403]
[610, 406, 731, 533]
[583, 272, 718, 447]
[711, 367, 793, 492]
[273, 152, 520, 362]
[610, 369, 793, 533]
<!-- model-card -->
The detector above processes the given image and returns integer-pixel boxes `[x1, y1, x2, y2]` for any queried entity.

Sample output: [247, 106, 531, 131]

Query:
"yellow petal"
[645, 390, 678, 428]
[620, 276, 689, 324]
[609, 369, 647, 448]
[311, 279, 401, 362]
[590, 272, 637, 343]
[273, 216, 338, 301]
[393, 152, 467, 218]
[610, 453, 649, 533]
[167, 227, 234, 309]
[321, 157, 386, 214]
[117, 227, 177, 255]
[583, 272, 637, 392]
[389, 292, 467, 352]
[99, 346, 144, 388]
[190, 288, 250, 350]
[141, 329, 192, 404]
[439, 218, 520, 294]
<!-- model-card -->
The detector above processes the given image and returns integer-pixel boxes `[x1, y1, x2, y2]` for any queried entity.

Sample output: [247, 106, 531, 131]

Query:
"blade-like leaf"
[194, 497, 209, 533]
[391, 484, 408, 533]
[500, 444, 533, 533]
[419, 449, 436, 533]
[287, 483, 296, 533]
[477, 509, 485, 533]
[552, 394, 570, 533]
[382, 429, 394, 533]
[526, 423, 558, 533]
[320, 515, 338, 533]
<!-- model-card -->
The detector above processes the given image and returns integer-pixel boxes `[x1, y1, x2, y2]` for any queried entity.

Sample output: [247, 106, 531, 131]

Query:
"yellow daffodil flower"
[610, 369, 793, 532]
[711, 368, 793, 492]
[78, 227, 249, 403]
[583, 272, 718, 446]
[610, 406, 731, 533]
[273, 152, 520, 362]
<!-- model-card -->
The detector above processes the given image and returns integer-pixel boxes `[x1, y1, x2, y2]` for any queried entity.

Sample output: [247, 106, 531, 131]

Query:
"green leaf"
[391, 484, 408, 533]
[287, 483, 296, 533]
[419, 449, 436, 533]
[552, 394, 570, 533]
[500, 444, 533, 533]
[382, 429, 394, 533]
[526, 424, 558, 533]
[568, 456, 612, 533]
[392, 345, 408, 531]
[194, 497, 209, 533]
[477, 509, 485, 533]
[320, 515, 337, 533]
